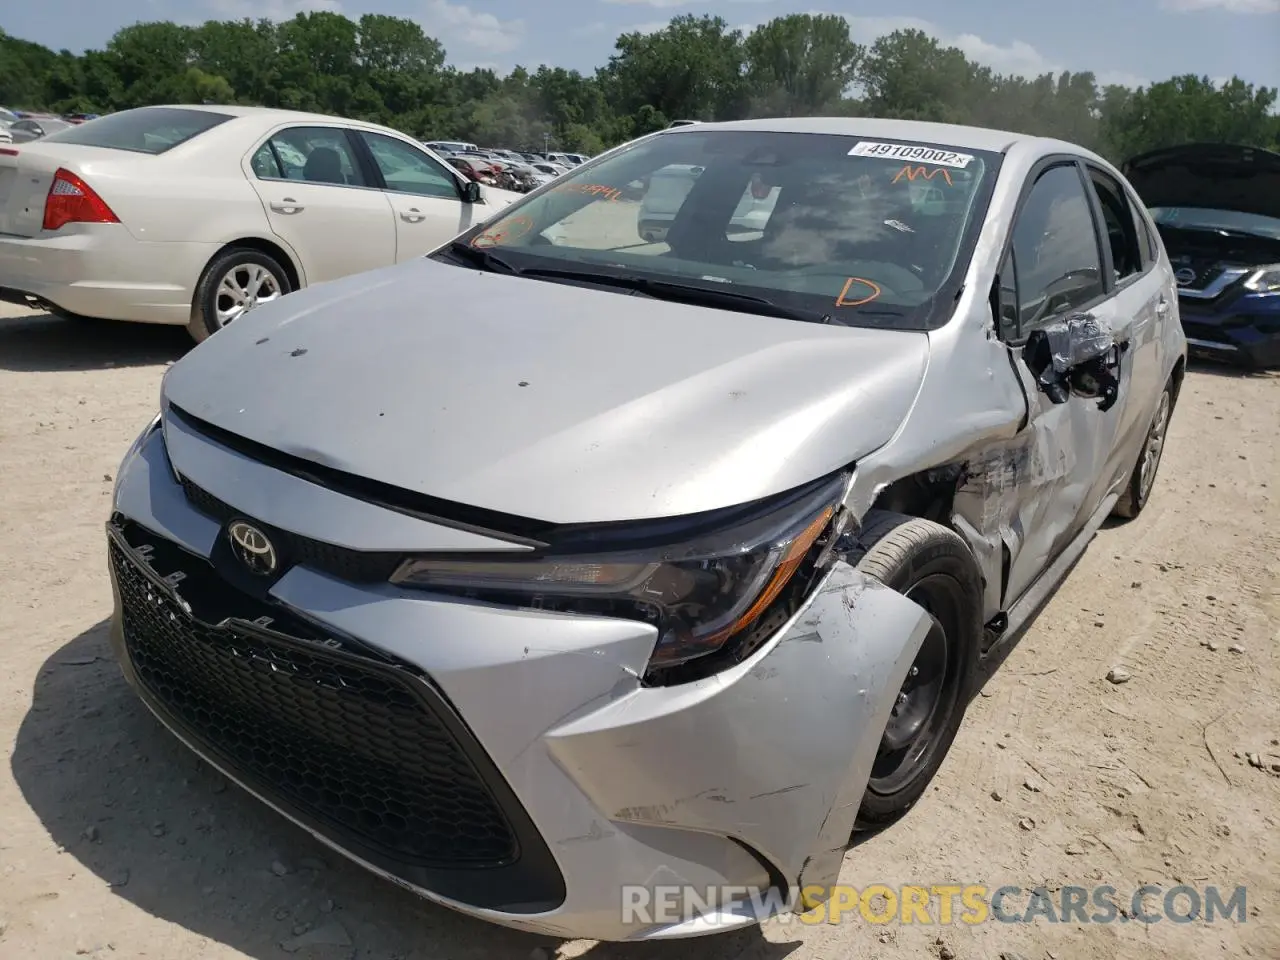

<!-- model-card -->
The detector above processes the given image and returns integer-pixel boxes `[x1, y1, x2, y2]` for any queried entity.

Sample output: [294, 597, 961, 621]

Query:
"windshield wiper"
[442, 239, 521, 274]
[515, 266, 834, 324]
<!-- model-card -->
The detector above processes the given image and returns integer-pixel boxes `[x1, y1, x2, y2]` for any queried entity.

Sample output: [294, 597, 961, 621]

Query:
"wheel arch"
[196, 236, 304, 304]
[1169, 353, 1187, 407]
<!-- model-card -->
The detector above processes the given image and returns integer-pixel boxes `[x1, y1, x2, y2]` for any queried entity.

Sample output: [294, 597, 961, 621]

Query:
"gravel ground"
[1, 302, 1277, 960]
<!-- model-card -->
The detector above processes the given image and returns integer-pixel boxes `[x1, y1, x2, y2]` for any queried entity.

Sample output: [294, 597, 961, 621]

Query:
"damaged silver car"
[106, 117, 1186, 941]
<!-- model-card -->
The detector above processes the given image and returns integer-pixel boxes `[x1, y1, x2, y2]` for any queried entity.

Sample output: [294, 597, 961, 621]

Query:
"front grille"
[179, 477, 403, 583]
[110, 537, 516, 867]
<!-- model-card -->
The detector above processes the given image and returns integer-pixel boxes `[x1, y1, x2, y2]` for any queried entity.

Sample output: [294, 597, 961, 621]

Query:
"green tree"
[601, 15, 748, 126]
[3, 13, 1277, 160]
[1100, 74, 1279, 159]
[858, 29, 976, 123]
[743, 14, 863, 117]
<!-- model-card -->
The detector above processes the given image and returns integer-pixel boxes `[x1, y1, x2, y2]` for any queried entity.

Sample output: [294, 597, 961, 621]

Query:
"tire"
[1111, 380, 1173, 520]
[849, 510, 984, 830]
[188, 247, 291, 343]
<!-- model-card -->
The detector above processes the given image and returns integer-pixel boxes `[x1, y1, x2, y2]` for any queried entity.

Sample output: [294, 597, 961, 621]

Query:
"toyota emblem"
[228, 520, 278, 576]
[1174, 267, 1196, 286]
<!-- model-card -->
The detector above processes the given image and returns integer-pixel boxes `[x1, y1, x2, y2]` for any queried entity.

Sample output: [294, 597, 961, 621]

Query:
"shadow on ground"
[1185, 357, 1280, 380]
[11, 620, 801, 960]
[0, 313, 189, 373]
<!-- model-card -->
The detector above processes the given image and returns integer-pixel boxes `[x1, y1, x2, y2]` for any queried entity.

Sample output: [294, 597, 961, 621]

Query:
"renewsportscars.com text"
[620, 883, 1248, 926]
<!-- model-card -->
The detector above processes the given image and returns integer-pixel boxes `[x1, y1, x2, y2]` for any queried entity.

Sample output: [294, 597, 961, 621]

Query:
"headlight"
[391, 472, 852, 675]
[1244, 264, 1280, 294]
[113, 413, 162, 502]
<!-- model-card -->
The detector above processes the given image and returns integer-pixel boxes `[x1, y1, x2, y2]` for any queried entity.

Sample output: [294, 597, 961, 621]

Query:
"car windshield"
[1149, 206, 1280, 241]
[442, 129, 996, 329]
[42, 107, 233, 155]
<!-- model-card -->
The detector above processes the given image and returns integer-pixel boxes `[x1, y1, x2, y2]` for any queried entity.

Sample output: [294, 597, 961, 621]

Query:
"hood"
[1123, 143, 1280, 222]
[161, 259, 929, 525]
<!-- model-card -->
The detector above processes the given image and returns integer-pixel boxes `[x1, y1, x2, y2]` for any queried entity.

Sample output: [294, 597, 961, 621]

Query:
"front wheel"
[188, 248, 291, 343]
[849, 511, 984, 831]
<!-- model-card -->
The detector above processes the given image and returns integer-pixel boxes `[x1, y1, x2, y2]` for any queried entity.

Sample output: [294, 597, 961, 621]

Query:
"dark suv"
[1124, 143, 1280, 368]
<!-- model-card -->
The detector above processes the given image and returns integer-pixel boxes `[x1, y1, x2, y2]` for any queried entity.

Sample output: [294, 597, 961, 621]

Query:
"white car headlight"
[1243, 264, 1280, 294]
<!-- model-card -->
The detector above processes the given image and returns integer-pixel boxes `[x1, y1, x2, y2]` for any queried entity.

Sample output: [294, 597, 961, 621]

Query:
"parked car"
[0, 104, 521, 341]
[6, 117, 72, 142]
[105, 117, 1184, 942]
[530, 161, 568, 179]
[445, 155, 500, 185]
[423, 139, 477, 155]
[1122, 142, 1280, 368]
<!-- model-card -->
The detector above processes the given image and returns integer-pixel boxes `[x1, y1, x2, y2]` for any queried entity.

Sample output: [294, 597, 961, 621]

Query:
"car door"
[247, 125, 397, 285]
[994, 158, 1138, 607]
[1079, 162, 1168, 485]
[354, 131, 477, 260]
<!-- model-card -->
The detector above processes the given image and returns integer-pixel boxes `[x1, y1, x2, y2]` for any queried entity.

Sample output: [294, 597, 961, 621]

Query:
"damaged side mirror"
[1022, 312, 1124, 412]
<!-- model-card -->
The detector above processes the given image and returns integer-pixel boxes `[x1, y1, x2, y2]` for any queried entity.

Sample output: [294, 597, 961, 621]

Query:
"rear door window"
[1084, 166, 1144, 283]
[41, 107, 233, 154]
[255, 127, 367, 187]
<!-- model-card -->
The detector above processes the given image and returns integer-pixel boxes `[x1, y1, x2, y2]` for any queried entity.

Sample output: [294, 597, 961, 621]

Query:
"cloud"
[601, 0, 690, 7]
[417, 0, 525, 54]
[205, 0, 341, 19]
[621, 20, 674, 34]
[830, 14, 1146, 84]
[1161, 0, 1280, 11]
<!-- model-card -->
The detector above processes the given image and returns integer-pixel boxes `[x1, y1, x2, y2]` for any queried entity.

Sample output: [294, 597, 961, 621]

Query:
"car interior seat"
[303, 147, 345, 185]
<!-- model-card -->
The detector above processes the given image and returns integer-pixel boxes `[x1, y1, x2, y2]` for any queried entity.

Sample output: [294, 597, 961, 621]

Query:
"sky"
[4, 0, 1279, 91]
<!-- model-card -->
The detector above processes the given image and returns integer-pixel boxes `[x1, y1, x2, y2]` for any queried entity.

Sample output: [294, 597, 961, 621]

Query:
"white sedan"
[0, 105, 521, 340]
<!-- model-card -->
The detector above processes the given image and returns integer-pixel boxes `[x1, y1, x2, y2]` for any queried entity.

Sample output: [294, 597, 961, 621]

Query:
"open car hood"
[1122, 143, 1280, 222]
[160, 258, 930, 525]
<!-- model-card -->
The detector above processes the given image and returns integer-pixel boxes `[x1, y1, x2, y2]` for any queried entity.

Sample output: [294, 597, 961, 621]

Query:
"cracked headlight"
[391, 472, 851, 675]
[1244, 264, 1280, 294]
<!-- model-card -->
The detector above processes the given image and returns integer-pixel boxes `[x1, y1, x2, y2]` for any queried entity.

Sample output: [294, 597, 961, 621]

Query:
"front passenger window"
[1010, 164, 1104, 334]
[361, 132, 460, 201]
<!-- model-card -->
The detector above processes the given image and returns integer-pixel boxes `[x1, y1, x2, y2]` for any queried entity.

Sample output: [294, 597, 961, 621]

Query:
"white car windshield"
[450, 128, 996, 329]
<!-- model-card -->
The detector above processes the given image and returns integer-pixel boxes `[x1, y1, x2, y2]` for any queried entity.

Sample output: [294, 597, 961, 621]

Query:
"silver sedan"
[105, 116, 1185, 942]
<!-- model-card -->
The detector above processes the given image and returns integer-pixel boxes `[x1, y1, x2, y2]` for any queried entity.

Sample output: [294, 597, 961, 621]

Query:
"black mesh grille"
[110, 538, 517, 867]
[179, 476, 403, 583]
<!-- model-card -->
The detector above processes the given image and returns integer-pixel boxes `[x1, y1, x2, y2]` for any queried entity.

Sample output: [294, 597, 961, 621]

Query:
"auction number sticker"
[848, 141, 974, 168]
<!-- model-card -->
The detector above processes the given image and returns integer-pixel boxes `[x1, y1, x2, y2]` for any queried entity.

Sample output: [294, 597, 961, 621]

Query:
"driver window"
[1010, 164, 1104, 334]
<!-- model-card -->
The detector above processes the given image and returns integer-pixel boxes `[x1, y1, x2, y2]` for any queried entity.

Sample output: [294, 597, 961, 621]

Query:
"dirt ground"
[0, 302, 1276, 960]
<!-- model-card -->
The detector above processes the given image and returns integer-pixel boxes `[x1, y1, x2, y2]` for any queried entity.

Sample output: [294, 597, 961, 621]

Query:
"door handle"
[400, 208, 425, 223]
[270, 199, 304, 214]
[1156, 296, 1170, 315]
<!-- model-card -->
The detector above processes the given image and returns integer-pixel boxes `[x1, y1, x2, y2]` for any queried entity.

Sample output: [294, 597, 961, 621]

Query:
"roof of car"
[665, 116, 1070, 155]
[133, 103, 399, 131]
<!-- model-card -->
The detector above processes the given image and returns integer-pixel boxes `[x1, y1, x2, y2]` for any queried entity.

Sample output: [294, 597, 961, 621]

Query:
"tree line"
[2, 11, 1277, 162]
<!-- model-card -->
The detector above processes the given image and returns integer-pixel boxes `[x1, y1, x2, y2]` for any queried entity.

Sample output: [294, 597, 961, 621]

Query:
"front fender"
[545, 560, 933, 915]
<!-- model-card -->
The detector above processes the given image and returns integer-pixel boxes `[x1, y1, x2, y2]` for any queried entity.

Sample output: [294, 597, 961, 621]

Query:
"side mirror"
[462, 180, 482, 203]
[1022, 312, 1122, 410]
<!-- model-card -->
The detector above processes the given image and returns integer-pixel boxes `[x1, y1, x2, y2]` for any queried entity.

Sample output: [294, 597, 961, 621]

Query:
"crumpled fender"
[544, 560, 934, 914]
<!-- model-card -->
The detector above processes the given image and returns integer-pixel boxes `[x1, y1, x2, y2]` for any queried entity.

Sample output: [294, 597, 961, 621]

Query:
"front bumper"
[1178, 291, 1280, 368]
[0, 224, 215, 324]
[105, 421, 933, 941]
